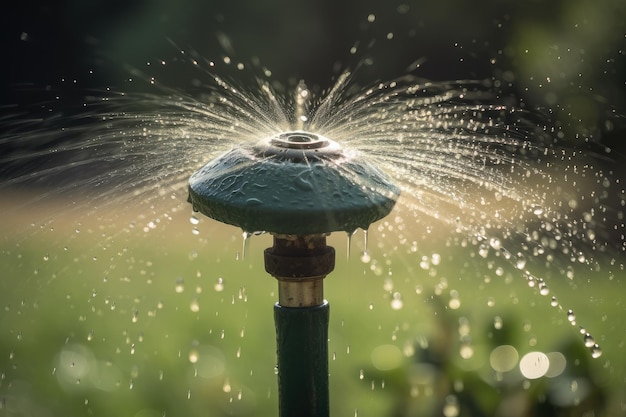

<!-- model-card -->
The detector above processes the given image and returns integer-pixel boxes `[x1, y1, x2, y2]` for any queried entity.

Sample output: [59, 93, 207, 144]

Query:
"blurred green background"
[2, 0, 626, 416]
[1, 191, 625, 416]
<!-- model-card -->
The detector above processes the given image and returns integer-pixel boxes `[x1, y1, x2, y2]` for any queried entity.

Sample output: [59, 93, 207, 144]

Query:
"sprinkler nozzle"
[270, 131, 334, 149]
[255, 131, 342, 162]
[188, 131, 400, 235]
[188, 131, 400, 417]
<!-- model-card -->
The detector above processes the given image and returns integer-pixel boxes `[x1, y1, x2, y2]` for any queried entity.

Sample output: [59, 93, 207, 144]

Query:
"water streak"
[1, 50, 624, 359]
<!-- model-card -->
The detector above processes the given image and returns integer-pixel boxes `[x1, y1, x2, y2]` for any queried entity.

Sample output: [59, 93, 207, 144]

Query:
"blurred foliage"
[2, 213, 623, 416]
[3, 0, 626, 151]
[363, 295, 609, 417]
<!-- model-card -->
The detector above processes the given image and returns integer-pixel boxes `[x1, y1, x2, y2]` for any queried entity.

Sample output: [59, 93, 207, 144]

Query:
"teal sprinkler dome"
[188, 131, 400, 235]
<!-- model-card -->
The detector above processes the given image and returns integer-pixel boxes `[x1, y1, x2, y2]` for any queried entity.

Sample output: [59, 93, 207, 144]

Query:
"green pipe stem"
[265, 235, 334, 417]
[275, 302, 330, 417]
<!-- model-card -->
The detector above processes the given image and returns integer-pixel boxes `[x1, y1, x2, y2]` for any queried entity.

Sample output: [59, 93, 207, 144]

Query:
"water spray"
[188, 131, 400, 417]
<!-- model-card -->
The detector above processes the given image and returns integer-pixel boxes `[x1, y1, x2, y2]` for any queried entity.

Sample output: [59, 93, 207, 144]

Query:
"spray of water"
[1, 47, 624, 362]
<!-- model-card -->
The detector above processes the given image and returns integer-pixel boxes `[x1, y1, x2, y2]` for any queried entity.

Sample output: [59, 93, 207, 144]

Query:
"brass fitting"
[264, 234, 335, 308]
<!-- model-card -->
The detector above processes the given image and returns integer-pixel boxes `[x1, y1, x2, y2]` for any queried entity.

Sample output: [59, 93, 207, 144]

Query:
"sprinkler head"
[188, 131, 399, 235]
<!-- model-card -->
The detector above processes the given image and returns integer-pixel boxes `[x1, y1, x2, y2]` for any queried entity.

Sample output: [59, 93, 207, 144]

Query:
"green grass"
[1, 196, 625, 417]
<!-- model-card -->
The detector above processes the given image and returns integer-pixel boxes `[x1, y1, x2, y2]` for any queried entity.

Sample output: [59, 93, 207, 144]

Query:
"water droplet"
[519, 351, 549, 379]
[359, 369, 364, 380]
[489, 237, 502, 250]
[448, 291, 461, 310]
[363, 229, 369, 252]
[590, 344, 602, 358]
[223, 378, 231, 393]
[238, 287, 247, 302]
[241, 231, 251, 260]
[566, 309, 576, 325]
[189, 300, 200, 313]
[360, 251, 371, 263]
[443, 394, 460, 417]
[245, 197, 263, 206]
[459, 342, 474, 359]
[489, 345, 519, 372]
[175, 277, 185, 293]
[390, 292, 403, 310]
[583, 333, 595, 347]
[293, 173, 313, 191]
[346, 230, 356, 259]
[214, 277, 224, 292]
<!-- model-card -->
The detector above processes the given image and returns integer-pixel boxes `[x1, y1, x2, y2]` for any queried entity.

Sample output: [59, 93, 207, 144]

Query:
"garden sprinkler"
[188, 131, 399, 417]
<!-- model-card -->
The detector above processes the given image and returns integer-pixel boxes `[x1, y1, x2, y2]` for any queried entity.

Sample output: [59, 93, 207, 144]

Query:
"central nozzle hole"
[287, 134, 314, 143]
[271, 132, 329, 150]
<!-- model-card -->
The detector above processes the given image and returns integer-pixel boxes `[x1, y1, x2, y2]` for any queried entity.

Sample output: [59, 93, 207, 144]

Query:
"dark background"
[2, 0, 626, 153]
